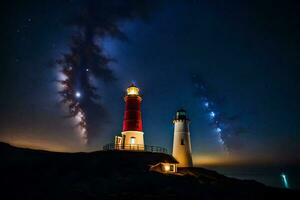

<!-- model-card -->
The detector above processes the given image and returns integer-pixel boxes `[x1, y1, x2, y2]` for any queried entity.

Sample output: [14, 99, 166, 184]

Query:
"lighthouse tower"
[119, 83, 144, 150]
[172, 109, 193, 167]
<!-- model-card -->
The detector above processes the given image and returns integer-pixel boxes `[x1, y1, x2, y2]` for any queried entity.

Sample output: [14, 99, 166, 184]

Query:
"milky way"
[192, 74, 245, 152]
[56, 0, 155, 144]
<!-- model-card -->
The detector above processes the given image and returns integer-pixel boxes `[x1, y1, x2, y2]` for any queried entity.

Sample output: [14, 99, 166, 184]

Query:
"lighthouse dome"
[126, 83, 140, 96]
[175, 109, 188, 120]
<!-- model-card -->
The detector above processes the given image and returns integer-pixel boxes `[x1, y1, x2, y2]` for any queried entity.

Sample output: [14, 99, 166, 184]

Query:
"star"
[75, 91, 81, 98]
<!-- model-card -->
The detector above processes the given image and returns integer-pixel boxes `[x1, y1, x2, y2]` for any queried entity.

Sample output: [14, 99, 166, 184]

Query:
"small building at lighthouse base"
[114, 131, 144, 150]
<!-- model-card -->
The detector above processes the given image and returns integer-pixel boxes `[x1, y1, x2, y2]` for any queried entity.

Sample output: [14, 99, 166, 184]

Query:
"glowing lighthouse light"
[127, 84, 140, 95]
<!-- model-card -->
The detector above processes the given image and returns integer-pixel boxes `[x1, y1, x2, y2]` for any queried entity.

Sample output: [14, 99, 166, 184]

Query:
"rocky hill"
[0, 142, 298, 199]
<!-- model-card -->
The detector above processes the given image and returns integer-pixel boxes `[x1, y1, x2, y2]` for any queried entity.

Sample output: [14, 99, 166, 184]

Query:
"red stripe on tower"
[122, 83, 143, 132]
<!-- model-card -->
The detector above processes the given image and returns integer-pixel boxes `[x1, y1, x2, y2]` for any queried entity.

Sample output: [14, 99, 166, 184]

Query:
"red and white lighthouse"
[122, 83, 143, 132]
[115, 83, 144, 150]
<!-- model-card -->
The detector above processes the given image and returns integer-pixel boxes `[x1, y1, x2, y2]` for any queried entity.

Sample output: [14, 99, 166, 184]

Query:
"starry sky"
[1, 0, 299, 166]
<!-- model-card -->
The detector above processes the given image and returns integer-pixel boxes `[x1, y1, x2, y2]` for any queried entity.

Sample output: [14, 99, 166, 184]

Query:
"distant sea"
[205, 164, 300, 190]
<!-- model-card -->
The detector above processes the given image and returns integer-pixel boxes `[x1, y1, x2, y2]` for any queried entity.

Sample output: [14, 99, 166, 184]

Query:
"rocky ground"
[0, 142, 299, 199]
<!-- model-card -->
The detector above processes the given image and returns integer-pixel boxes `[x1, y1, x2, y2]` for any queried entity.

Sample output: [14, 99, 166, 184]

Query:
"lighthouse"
[172, 109, 193, 167]
[115, 83, 144, 150]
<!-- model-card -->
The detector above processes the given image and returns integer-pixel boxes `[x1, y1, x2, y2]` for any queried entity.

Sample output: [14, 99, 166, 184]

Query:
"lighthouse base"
[119, 131, 144, 151]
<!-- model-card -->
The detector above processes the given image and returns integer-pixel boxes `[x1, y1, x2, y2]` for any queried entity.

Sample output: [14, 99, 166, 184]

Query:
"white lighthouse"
[172, 109, 193, 167]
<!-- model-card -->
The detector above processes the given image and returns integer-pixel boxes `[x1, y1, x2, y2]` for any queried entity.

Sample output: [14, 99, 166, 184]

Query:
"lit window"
[130, 137, 136, 144]
[170, 164, 174, 172]
[164, 164, 170, 171]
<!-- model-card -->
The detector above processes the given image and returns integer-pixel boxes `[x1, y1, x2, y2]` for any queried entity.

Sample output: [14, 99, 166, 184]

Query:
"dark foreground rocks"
[0, 142, 299, 200]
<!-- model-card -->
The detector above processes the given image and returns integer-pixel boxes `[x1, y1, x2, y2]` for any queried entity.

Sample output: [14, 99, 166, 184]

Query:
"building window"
[164, 164, 170, 172]
[181, 138, 184, 145]
[170, 164, 174, 172]
[130, 137, 136, 144]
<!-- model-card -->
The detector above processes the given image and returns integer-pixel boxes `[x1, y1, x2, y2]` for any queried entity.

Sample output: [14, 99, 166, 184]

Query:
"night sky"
[1, 0, 299, 166]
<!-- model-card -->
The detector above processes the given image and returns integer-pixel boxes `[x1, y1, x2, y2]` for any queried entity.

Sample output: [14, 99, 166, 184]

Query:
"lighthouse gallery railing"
[103, 143, 168, 154]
